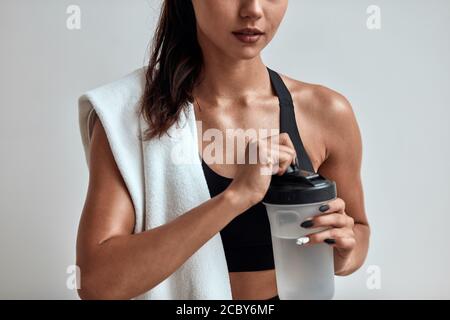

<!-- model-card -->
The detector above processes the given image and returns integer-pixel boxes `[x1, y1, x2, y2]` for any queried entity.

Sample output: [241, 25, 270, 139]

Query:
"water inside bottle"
[271, 235, 335, 300]
[264, 202, 336, 300]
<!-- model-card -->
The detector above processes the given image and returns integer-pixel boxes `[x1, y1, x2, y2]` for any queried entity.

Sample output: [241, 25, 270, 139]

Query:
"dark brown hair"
[140, 0, 203, 141]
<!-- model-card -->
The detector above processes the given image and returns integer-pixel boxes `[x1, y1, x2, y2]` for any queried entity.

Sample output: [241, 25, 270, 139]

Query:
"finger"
[317, 197, 346, 214]
[265, 132, 296, 156]
[270, 149, 295, 175]
[300, 212, 354, 229]
[297, 228, 354, 249]
[278, 132, 296, 152]
[333, 237, 356, 250]
[300, 235, 355, 250]
[270, 144, 296, 160]
[276, 133, 298, 165]
[276, 150, 294, 175]
[260, 143, 295, 162]
[270, 145, 296, 172]
[262, 149, 291, 175]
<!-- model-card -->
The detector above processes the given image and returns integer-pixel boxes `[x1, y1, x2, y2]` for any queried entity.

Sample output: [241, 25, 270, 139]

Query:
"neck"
[193, 56, 271, 107]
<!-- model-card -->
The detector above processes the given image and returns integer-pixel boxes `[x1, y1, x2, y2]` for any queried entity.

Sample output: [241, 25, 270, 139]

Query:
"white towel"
[78, 67, 233, 300]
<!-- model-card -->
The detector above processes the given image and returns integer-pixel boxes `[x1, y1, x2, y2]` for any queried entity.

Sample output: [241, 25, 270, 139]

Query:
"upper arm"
[317, 89, 369, 227]
[77, 114, 135, 263]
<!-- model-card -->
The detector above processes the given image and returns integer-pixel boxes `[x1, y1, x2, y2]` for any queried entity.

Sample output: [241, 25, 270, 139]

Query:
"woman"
[77, 0, 370, 300]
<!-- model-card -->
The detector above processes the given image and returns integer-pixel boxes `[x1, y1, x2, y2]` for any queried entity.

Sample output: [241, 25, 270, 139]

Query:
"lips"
[232, 27, 265, 44]
[232, 27, 265, 36]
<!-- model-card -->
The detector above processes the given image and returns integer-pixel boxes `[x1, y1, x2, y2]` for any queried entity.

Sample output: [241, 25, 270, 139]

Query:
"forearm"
[335, 223, 370, 276]
[78, 189, 247, 300]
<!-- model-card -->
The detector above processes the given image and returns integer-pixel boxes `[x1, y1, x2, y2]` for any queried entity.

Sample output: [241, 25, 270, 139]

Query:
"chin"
[230, 47, 263, 60]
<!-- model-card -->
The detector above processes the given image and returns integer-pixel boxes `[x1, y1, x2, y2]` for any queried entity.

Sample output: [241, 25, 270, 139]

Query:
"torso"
[193, 73, 330, 300]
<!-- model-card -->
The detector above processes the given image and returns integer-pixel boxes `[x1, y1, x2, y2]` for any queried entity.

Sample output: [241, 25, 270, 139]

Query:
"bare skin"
[76, 111, 297, 300]
[76, 0, 370, 300]
[188, 0, 369, 299]
[76, 71, 369, 300]
[193, 71, 369, 299]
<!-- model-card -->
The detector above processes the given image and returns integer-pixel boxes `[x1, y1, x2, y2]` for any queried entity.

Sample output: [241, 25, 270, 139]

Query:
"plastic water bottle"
[262, 162, 337, 300]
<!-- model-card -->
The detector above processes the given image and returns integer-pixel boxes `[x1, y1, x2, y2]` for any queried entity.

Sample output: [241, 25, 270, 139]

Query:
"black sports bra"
[201, 67, 315, 272]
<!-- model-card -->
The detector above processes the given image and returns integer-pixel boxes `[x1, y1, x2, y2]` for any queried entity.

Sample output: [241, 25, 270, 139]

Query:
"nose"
[239, 0, 263, 20]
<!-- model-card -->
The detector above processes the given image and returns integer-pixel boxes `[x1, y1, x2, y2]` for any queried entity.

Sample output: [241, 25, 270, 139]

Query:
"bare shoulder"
[279, 73, 355, 123]
[279, 72, 362, 164]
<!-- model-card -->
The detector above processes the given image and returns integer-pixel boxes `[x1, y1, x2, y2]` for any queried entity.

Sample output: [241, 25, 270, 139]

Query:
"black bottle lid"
[262, 159, 337, 205]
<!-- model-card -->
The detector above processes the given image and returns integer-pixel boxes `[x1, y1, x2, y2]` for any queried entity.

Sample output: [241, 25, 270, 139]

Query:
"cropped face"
[191, 0, 289, 60]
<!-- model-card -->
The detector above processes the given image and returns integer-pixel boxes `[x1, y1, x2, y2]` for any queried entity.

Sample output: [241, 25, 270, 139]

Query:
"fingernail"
[300, 219, 314, 228]
[324, 238, 336, 245]
[319, 204, 330, 212]
[296, 237, 310, 246]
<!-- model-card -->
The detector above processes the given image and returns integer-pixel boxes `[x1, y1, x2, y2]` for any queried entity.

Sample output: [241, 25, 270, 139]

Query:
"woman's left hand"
[296, 197, 356, 272]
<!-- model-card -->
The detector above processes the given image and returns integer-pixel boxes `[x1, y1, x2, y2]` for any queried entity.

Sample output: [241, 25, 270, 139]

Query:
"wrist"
[222, 187, 252, 215]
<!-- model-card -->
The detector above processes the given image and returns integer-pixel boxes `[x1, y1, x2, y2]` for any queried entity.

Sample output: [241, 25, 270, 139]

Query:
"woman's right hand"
[226, 132, 298, 211]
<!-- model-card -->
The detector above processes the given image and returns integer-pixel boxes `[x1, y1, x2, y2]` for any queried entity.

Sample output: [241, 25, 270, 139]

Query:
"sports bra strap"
[267, 67, 315, 173]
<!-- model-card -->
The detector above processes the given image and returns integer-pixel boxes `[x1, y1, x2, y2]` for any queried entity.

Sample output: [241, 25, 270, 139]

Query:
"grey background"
[1, 0, 449, 299]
